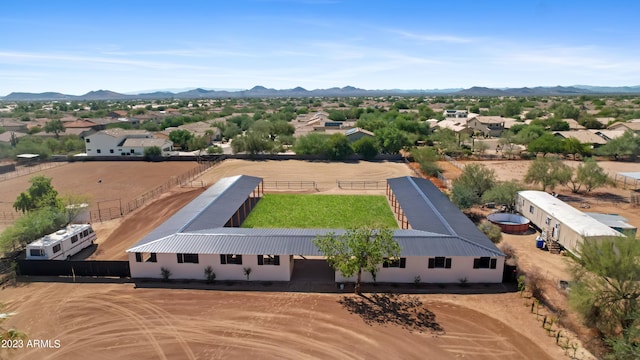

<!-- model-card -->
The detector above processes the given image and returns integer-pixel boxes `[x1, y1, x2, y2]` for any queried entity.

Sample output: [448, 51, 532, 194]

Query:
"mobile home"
[26, 224, 96, 260]
[516, 191, 623, 255]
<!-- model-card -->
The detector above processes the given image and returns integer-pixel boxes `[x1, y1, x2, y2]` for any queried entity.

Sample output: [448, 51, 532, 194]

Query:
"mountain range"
[3, 85, 640, 101]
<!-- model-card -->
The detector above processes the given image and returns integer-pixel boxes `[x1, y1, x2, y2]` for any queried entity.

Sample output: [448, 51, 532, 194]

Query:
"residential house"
[0, 131, 27, 144]
[344, 128, 374, 142]
[434, 119, 473, 135]
[561, 119, 586, 130]
[592, 129, 626, 142]
[0, 118, 28, 132]
[84, 128, 174, 157]
[552, 130, 608, 148]
[443, 109, 468, 118]
[608, 121, 640, 133]
[466, 116, 505, 137]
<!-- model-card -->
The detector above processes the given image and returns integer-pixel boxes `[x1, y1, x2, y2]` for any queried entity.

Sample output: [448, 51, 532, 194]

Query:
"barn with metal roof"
[127, 175, 505, 283]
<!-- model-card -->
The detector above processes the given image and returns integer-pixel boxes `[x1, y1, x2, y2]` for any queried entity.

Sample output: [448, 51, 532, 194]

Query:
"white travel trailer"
[26, 224, 96, 260]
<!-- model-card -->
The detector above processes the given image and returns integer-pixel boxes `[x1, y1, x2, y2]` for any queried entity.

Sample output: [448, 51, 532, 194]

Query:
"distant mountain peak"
[2, 84, 640, 101]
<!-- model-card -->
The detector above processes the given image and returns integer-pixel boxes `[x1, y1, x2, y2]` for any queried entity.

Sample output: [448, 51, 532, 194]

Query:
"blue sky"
[1, 0, 639, 95]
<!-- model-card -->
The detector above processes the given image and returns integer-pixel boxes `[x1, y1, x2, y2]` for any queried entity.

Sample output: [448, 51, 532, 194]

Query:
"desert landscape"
[3, 158, 637, 359]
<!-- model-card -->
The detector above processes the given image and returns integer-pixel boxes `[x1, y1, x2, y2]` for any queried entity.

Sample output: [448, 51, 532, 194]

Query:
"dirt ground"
[1, 282, 564, 360]
[0, 161, 201, 214]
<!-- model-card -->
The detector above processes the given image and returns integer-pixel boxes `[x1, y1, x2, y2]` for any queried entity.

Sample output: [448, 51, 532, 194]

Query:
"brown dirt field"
[198, 159, 415, 194]
[461, 159, 640, 187]
[0, 161, 201, 214]
[88, 188, 205, 260]
[1, 283, 562, 360]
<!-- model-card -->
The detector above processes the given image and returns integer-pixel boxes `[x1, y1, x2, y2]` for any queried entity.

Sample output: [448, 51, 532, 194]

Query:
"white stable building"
[126, 175, 505, 283]
[516, 191, 624, 255]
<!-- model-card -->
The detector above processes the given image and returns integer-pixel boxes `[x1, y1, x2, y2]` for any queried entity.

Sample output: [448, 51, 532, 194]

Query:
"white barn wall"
[128, 253, 291, 281]
[335, 256, 504, 284]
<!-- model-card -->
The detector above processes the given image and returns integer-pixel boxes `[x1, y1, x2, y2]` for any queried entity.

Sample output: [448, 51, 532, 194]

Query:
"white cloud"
[390, 29, 474, 44]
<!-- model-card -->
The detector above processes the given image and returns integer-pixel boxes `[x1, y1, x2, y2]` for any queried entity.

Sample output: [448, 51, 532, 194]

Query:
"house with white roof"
[84, 128, 174, 157]
[126, 175, 505, 284]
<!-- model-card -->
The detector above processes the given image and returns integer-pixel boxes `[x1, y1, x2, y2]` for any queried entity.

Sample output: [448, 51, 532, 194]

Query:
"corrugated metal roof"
[127, 228, 503, 257]
[127, 175, 504, 258]
[584, 212, 636, 230]
[387, 176, 499, 251]
[129, 175, 262, 248]
[518, 191, 623, 237]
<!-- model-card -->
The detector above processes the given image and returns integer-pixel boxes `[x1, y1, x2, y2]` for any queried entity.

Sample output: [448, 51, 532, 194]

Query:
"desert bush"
[204, 266, 216, 284]
[160, 267, 172, 282]
[478, 221, 502, 243]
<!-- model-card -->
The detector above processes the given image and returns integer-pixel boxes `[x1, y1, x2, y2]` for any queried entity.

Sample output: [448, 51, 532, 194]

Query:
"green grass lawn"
[241, 194, 398, 229]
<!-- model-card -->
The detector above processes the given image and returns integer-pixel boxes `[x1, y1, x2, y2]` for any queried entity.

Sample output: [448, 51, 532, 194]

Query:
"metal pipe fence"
[263, 180, 317, 191]
[336, 180, 386, 190]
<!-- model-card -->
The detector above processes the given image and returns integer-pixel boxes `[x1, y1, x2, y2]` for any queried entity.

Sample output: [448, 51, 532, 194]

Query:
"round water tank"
[487, 213, 531, 234]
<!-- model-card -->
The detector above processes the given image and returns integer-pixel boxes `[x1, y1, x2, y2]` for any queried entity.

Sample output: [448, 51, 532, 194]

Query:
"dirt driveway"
[2, 282, 563, 360]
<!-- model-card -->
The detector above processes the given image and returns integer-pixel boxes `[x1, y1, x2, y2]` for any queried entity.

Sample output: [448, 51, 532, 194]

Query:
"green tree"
[550, 102, 580, 119]
[514, 125, 545, 144]
[563, 137, 591, 160]
[573, 158, 614, 193]
[481, 180, 523, 209]
[43, 119, 65, 139]
[143, 146, 162, 159]
[527, 133, 565, 155]
[453, 163, 496, 198]
[596, 130, 640, 160]
[524, 157, 572, 191]
[569, 235, 640, 339]
[12, 176, 61, 213]
[168, 129, 194, 150]
[326, 133, 353, 160]
[313, 228, 400, 294]
[292, 133, 329, 155]
[352, 137, 379, 160]
[451, 184, 479, 209]
[376, 127, 410, 154]
[604, 316, 640, 360]
[411, 147, 441, 176]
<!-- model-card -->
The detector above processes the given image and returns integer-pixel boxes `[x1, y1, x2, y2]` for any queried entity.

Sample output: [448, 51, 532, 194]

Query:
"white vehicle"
[26, 224, 96, 260]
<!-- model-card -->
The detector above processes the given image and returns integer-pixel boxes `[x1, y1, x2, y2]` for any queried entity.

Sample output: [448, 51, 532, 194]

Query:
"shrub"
[524, 267, 544, 300]
[243, 267, 252, 280]
[144, 146, 162, 159]
[204, 266, 216, 284]
[499, 242, 517, 261]
[478, 221, 503, 243]
[160, 267, 172, 282]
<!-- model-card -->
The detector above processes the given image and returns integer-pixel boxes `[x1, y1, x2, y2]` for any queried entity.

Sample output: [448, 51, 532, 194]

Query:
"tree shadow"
[338, 292, 444, 334]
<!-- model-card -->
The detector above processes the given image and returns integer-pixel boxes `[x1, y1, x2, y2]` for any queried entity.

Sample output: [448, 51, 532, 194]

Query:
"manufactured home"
[26, 224, 96, 260]
[516, 191, 623, 255]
